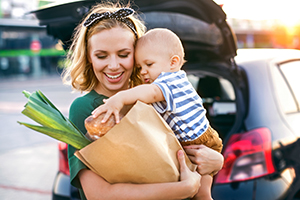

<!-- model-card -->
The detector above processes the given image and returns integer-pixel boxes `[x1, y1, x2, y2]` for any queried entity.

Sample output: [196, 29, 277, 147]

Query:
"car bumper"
[52, 172, 70, 200]
[212, 168, 295, 200]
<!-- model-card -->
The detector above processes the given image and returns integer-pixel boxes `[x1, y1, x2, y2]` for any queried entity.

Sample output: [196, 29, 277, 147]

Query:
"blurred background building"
[0, 0, 65, 79]
[1, 0, 300, 78]
[218, 0, 300, 49]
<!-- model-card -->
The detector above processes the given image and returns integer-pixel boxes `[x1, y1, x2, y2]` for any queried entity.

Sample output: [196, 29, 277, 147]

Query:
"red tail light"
[58, 142, 70, 176]
[214, 128, 275, 184]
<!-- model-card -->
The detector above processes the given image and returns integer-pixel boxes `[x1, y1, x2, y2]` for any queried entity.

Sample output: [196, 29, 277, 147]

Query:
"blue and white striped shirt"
[152, 70, 209, 142]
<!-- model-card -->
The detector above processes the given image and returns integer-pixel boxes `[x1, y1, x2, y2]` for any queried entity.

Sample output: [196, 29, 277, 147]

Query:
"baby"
[92, 28, 222, 200]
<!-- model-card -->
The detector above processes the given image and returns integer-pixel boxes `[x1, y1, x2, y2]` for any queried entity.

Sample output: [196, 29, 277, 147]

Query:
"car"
[191, 48, 300, 200]
[32, 0, 300, 199]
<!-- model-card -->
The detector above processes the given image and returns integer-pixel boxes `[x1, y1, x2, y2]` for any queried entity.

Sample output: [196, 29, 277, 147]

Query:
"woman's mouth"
[104, 72, 124, 83]
[105, 72, 123, 79]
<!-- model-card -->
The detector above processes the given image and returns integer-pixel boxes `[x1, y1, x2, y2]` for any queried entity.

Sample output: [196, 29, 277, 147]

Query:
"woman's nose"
[108, 56, 119, 70]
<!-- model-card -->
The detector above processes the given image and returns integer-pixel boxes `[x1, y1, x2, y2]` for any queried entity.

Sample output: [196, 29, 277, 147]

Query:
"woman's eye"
[96, 55, 106, 59]
[119, 54, 129, 58]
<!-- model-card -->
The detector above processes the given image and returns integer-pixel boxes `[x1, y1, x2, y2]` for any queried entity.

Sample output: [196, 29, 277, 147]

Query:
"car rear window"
[187, 74, 236, 137]
[280, 61, 300, 111]
[274, 60, 300, 113]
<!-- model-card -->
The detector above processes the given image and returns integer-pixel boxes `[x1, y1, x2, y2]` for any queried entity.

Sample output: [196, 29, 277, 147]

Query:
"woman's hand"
[79, 150, 202, 200]
[183, 145, 224, 175]
[177, 149, 201, 198]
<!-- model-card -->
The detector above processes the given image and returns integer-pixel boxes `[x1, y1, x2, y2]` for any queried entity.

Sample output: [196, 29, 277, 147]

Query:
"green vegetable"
[18, 90, 91, 149]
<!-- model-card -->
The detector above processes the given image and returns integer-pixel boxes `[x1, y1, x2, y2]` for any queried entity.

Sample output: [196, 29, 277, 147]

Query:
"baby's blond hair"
[137, 28, 186, 66]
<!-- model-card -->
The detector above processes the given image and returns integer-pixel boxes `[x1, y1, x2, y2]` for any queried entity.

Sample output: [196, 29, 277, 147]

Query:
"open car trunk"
[32, 0, 237, 62]
[32, 0, 245, 140]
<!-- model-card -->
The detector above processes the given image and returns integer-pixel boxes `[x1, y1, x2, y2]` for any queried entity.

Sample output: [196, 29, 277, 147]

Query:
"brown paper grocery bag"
[75, 101, 196, 184]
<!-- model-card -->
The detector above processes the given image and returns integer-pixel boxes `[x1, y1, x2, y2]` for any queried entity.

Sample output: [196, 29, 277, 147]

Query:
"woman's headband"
[83, 8, 138, 38]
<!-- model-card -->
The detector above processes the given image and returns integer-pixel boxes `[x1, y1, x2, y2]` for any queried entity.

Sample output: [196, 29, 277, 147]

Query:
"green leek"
[18, 90, 91, 149]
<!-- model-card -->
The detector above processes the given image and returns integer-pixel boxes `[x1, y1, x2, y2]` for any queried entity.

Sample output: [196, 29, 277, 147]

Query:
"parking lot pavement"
[0, 142, 57, 200]
[0, 75, 81, 200]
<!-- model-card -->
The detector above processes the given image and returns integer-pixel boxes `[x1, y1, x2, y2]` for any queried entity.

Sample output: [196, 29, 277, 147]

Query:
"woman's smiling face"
[88, 27, 135, 97]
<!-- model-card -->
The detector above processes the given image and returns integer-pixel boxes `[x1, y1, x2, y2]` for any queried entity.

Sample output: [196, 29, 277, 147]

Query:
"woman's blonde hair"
[62, 1, 146, 92]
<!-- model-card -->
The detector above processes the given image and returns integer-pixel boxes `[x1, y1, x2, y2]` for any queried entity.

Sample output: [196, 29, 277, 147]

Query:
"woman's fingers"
[183, 149, 201, 173]
[183, 145, 201, 161]
[177, 150, 201, 197]
[183, 144, 205, 150]
[178, 150, 187, 172]
[183, 144, 208, 158]
[184, 144, 224, 175]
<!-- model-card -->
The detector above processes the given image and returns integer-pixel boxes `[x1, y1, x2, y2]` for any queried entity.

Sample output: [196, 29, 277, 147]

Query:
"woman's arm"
[79, 150, 201, 200]
[183, 145, 224, 175]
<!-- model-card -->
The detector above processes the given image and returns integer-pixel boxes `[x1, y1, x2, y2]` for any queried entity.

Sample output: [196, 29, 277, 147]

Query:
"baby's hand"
[92, 97, 123, 124]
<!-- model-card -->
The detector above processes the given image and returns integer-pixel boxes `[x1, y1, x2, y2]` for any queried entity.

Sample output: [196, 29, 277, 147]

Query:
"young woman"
[63, 2, 223, 200]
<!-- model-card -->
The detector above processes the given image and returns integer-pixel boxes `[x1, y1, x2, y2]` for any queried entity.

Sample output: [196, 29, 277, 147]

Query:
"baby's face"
[135, 42, 172, 83]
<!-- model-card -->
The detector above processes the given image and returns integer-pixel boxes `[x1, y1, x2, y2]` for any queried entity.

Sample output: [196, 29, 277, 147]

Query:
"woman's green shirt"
[68, 90, 107, 200]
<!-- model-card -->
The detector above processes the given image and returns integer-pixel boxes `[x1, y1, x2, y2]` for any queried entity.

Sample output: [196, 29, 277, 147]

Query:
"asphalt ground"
[0, 75, 81, 200]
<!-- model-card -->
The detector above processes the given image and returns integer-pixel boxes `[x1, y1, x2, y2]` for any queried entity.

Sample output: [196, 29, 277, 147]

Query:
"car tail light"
[58, 142, 70, 176]
[214, 128, 275, 184]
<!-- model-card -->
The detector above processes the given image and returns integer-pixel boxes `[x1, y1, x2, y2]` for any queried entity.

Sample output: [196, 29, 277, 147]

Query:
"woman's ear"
[170, 55, 181, 70]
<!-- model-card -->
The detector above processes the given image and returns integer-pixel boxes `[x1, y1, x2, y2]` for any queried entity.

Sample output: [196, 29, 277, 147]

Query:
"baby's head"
[135, 28, 186, 83]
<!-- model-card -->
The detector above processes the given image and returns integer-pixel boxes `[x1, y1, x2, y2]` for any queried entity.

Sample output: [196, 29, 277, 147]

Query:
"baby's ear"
[170, 55, 181, 70]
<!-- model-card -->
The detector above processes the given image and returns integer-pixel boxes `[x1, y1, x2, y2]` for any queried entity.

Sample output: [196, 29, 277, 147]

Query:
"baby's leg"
[192, 174, 213, 200]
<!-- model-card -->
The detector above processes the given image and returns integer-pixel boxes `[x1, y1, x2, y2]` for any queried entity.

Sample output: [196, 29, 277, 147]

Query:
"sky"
[214, 0, 300, 26]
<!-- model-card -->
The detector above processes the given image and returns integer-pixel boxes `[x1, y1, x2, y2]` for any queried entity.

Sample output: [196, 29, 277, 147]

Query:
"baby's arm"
[92, 84, 164, 123]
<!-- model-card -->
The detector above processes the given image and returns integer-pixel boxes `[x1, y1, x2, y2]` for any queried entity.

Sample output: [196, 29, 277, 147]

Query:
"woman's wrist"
[180, 180, 199, 199]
